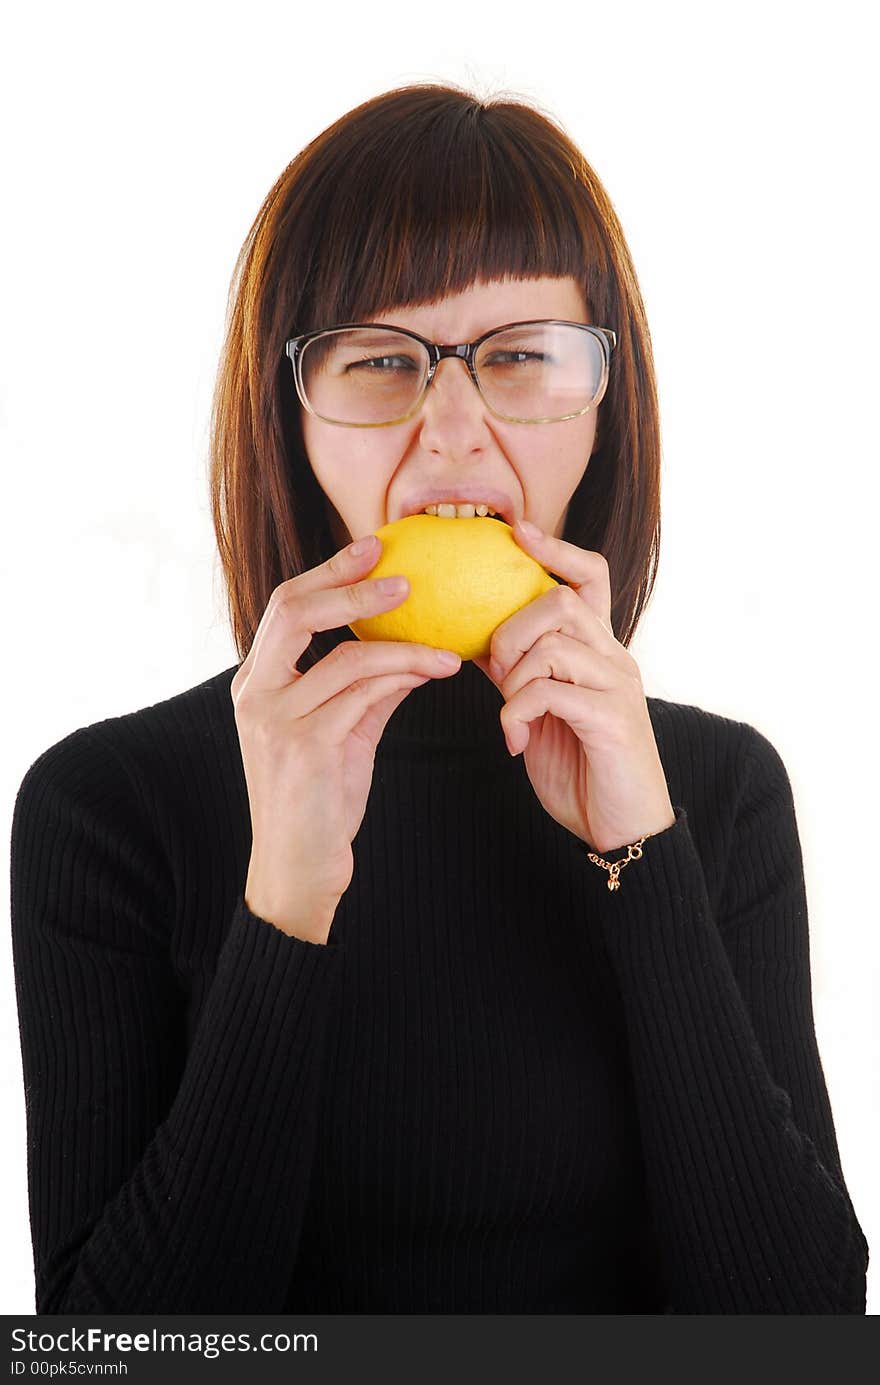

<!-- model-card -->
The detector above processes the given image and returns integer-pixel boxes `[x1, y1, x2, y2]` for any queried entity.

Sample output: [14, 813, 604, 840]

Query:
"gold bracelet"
[585, 835, 649, 891]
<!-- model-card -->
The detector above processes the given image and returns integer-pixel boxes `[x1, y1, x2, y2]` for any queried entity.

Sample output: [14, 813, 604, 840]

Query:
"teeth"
[422, 504, 497, 518]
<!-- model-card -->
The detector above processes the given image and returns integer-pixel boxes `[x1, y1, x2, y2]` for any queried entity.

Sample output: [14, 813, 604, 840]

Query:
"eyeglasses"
[284, 319, 617, 427]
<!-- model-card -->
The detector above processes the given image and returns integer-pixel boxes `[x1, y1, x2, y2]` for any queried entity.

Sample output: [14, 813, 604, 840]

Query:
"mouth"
[419, 503, 507, 523]
[398, 490, 517, 527]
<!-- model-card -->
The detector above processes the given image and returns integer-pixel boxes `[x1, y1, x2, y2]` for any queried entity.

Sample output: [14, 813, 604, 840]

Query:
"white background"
[2, 0, 877, 1315]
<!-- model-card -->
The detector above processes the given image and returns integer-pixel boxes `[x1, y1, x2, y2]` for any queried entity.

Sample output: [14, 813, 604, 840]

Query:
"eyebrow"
[340, 328, 421, 346]
[349, 319, 564, 344]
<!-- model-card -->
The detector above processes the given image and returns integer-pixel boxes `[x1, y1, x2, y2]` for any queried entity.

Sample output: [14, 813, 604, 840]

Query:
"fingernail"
[516, 518, 542, 538]
[349, 535, 377, 557]
[434, 649, 461, 667]
[376, 575, 408, 595]
[507, 726, 526, 755]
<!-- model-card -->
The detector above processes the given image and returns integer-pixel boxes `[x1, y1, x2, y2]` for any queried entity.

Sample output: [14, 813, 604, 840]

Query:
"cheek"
[519, 434, 592, 496]
[301, 416, 337, 483]
[515, 426, 594, 534]
[302, 418, 361, 498]
[302, 422, 408, 522]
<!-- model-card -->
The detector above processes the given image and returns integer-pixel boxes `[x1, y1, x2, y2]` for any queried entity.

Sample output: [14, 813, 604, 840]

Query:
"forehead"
[369, 275, 588, 338]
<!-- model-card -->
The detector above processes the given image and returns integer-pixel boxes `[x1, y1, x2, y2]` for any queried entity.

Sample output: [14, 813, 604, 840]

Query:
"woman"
[10, 82, 868, 1313]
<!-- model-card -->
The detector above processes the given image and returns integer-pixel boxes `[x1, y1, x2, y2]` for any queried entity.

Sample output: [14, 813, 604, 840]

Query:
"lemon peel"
[349, 514, 559, 660]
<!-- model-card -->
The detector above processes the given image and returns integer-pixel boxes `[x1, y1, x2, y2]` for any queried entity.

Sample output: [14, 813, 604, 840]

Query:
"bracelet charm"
[586, 838, 647, 892]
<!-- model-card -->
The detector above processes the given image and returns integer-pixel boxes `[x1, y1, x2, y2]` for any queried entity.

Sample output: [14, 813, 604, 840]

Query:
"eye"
[347, 354, 420, 373]
[483, 349, 551, 366]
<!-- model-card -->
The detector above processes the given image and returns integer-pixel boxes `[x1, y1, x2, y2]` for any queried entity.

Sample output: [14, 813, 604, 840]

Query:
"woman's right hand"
[230, 534, 461, 943]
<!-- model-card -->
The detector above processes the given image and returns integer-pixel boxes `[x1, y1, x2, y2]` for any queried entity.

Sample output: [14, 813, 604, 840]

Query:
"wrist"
[244, 875, 340, 945]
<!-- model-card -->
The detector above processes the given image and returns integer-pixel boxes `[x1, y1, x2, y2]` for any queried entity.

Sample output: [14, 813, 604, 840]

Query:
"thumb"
[354, 679, 430, 749]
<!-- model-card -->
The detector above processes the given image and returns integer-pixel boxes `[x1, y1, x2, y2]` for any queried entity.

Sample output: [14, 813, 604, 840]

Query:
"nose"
[428, 355, 482, 403]
[417, 357, 490, 452]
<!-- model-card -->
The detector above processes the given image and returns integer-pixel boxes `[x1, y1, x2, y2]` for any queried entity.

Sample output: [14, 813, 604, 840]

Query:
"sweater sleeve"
[9, 727, 345, 1313]
[587, 724, 869, 1313]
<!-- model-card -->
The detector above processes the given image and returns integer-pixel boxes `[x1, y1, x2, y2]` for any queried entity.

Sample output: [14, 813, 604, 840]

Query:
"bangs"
[300, 97, 610, 330]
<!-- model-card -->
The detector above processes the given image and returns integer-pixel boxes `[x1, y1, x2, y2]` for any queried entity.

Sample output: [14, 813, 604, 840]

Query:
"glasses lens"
[474, 323, 608, 421]
[299, 328, 429, 425]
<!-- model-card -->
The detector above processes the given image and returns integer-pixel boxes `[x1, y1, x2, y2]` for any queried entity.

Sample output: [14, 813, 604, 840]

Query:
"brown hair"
[209, 81, 662, 671]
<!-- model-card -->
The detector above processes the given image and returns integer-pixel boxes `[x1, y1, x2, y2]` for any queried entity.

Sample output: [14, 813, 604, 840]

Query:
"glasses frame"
[284, 318, 618, 427]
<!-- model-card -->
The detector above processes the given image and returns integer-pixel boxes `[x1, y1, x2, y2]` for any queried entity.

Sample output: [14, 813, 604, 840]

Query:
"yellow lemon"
[349, 514, 559, 660]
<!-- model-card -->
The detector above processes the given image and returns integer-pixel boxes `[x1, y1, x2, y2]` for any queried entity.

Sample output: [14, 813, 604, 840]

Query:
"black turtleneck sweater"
[9, 658, 868, 1313]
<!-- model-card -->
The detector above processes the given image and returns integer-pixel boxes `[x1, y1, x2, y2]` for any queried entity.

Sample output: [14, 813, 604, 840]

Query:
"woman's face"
[301, 275, 600, 547]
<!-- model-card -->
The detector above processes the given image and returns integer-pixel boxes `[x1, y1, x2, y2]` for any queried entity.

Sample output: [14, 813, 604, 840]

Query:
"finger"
[364, 681, 428, 732]
[285, 639, 461, 722]
[511, 520, 614, 635]
[488, 583, 619, 686]
[235, 539, 445, 698]
[233, 534, 386, 696]
[307, 670, 434, 748]
[500, 678, 621, 755]
[472, 653, 499, 686]
[492, 631, 622, 703]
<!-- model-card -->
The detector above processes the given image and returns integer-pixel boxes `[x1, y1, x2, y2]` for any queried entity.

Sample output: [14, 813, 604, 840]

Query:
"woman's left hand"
[472, 520, 676, 855]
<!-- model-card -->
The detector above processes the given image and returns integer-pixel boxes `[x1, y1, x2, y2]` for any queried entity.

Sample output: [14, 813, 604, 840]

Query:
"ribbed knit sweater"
[9, 658, 868, 1313]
